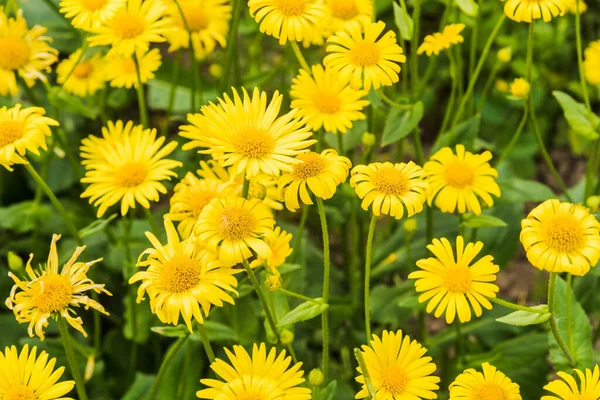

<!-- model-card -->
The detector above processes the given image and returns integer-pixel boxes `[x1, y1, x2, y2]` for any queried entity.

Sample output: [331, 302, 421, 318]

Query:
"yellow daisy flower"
[424, 145, 501, 215]
[179, 87, 315, 178]
[80, 120, 182, 217]
[502, 0, 565, 22]
[324, 19, 406, 91]
[5, 234, 111, 340]
[418, 23, 465, 56]
[510, 77, 530, 99]
[278, 149, 352, 212]
[194, 196, 275, 267]
[129, 219, 239, 332]
[584, 40, 600, 86]
[250, 227, 293, 272]
[248, 0, 327, 45]
[197, 343, 311, 400]
[520, 199, 600, 276]
[350, 161, 428, 219]
[164, 0, 231, 60]
[59, 0, 126, 31]
[290, 64, 370, 134]
[0, 104, 58, 171]
[408, 236, 500, 324]
[355, 330, 440, 400]
[0, 8, 58, 96]
[563, 0, 587, 13]
[56, 49, 105, 97]
[0, 344, 75, 400]
[103, 48, 162, 89]
[325, 0, 372, 33]
[542, 365, 600, 400]
[88, 0, 171, 56]
[449, 362, 522, 400]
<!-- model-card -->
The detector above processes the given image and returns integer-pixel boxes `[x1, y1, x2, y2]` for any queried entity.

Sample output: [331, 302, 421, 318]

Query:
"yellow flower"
[495, 79, 509, 92]
[542, 365, 600, 400]
[194, 196, 275, 267]
[248, 0, 327, 45]
[197, 343, 311, 399]
[449, 362, 522, 400]
[279, 149, 352, 212]
[584, 40, 600, 86]
[418, 23, 465, 56]
[59, 0, 126, 31]
[80, 120, 182, 217]
[502, 0, 565, 22]
[324, 0, 372, 33]
[164, 0, 231, 60]
[56, 49, 105, 97]
[424, 145, 501, 215]
[0, 105, 59, 171]
[129, 219, 238, 332]
[0, 8, 58, 96]
[520, 199, 600, 276]
[88, 0, 171, 56]
[409, 236, 499, 324]
[290, 64, 370, 134]
[497, 46, 512, 63]
[0, 344, 75, 399]
[562, 0, 587, 13]
[104, 48, 161, 88]
[250, 227, 293, 272]
[266, 274, 282, 291]
[510, 77, 530, 99]
[5, 234, 111, 340]
[356, 330, 439, 399]
[325, 19, 406, 90]
[350, 161, 428, 219]
[179, 87, 315, 178]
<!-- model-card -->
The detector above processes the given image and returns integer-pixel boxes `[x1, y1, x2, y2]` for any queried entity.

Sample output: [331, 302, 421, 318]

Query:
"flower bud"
[587, 196, 600, 211]
[383, 253, 397, 265]
[266, 274, 281, 291]
[361, 132, 376, 148]
[7, 251, 23, 271]
[280, 329, 294, 345]
[308, 368, 324, 386]
[209, 64, 223, 79]
[510, 78, 530, 100]
[497, 47, 512, 63]
[403, 218, 418, 233]
[495, 79, 509, 93]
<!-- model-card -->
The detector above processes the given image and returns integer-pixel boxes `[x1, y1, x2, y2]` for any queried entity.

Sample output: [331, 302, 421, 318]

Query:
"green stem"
[437, 49, 458, 140]
[566, 273, 574, 357]
[468, 0, 481, 78]
[279, 288, 319, 303]
[316, 197, 330, 380]
[494, 107, 528, 167]
[364, 214, 377, 342]
[123, 214, 138, 385]
[376, 89, 412, 110]
[61, 38, 88, 86]
[173, 0, 197, 112]
[221, 0, 242, 93]
[410, 0, 421, 99]
[411, 129, 425, 164]
[290, 204, 309, 263]
[476, 62, 500, 111]
[33, 140, 56, 206]
[548, 273, 576, 367]
[337, 133, 345, 155]
[149, 336, 187, 400]
[290, 41, 311, 72]
[355, 349, 376, 399]
[489, 296, 547, 314]
[197, 324, 216, 363]
[162, 49, 182, 136]
[242, 177, 250, 198]
[40, 0, 79, 34]
[455, 321, 464, 363]
[242, 259, 281, 341]
[575, 3, 591, 112]
[143, 207, 160, 237]
[57, 318, 88, 400]
[133, 53, 149, 127]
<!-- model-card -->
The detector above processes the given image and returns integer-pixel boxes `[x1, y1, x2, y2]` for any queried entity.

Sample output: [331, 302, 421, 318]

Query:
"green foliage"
[277, 299, 328, 327]
[496, 306, 551, 326]
[381, 101, 424, 146]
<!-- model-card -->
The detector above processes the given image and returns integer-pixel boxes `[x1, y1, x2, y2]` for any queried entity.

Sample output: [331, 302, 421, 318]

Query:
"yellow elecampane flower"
[250, 227, 293, 273]
[409, 236, 500, 324]
[197, 343, 311, 400]
[278, 149, 351, 212]
[502, 0, 565, 22]
[449, 363, 522, 400]
[325, 19, 406, 91]
[542, 365, 600, 400]
[59, 0, 126, 31]
[57, 49, 106, 97]
[418, 23, 465, 56]
[0, 344, 75, 400]
[350, 161, 428, 219]
[129, 219, 239, 332]
[584, 40, 600, 86]
[290, 64, 370, 134]
[355, 330, 440, 400]
[562, 0, 587, 13]
[0, 8, 58, 96]
[80, 120, 182, 217]
[5, 234, 111, 340]
[509, 77, 530, 99]
[88, 0, 171, 56]
[103, 48, 162, 88]
[325, 0, 372, 33]
[520, 199, 600, 276]
[164, 0, 231, 60]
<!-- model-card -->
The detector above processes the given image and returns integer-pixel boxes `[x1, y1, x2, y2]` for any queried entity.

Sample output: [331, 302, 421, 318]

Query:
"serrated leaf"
[455, 0, 479, 16]
[381, 102, 424, 146]
[151, 325, 189, 338]
[496, 305, 551, 326]
[392, 2, 413, 40]
[461, 214, 508, 228]
[553, 91, 600, 140]
[277, 299, 328, 327]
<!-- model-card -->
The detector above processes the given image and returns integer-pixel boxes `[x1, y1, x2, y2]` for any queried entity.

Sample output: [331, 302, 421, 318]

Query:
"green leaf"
[461, 214, 508, 228]
[47, 87, 96, 119]
[122, 373, 154, 400]
[381, 102, 424, 146]
[498, 177, 556, 203]
[396, 295, 426, 310]
[124, 296, 155, 344]
[151, 325, 189, 338]
[277, 299, 328, 327]
[203, 320, 239, 341]
[0, 201, 52, 233]
[553, 91, 600, 140]
[433, 114, 481, 152]
[79, 214, 117, 238]
[320, 380, 338, 400]
[496, 305, 551, 326]
[455, 0, 479, 16]
[392, 2, 413, 40]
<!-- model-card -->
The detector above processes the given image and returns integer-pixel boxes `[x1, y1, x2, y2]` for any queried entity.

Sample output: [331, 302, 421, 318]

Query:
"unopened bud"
[361, 132, 376, 148]
[7, 251, 23, 271]
[497, 47, 512, 63]
[280, 329, 294, 345]
[587, 196, 600, 211]
[308, 368, 324, 386]
[510, 78, 530, 100]
[266, 275, 281, 291]
[383, 253, 397, 265]
[209, 64, 223, 79]
[84, 354, 95, 382]
[495, 79, 509, 93]
[403, 218, 418, 233]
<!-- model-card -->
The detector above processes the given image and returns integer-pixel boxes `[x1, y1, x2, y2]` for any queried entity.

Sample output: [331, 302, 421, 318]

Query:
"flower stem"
[221, 0, 242, 92]
[57, 317, 89, 400]
[354, 348, 376, 399]
[242, 177, 250, 198]
[476, 62, 500, 111]
[279, 288, 319, 303]
[494, 106, 528, 167]
[290, 204, 309, 263]
[548, 273, 576, 367]
[566, 273, 574, 357]
[242, 259, 281, 341]
[410, 0, 421, 99]
[364, 214, 377, 342]
[290, 41, 311, 72]
[316, 197, 331, 380]
[197, 324, 215, 363]
[376, 89, 412, 110]
[162, 49, 182, 136]
[143, 207, 160, 238]
[149, 336, 187, 400]
[437, 49, 458, 141]
[61, 37, 89, 86]
[173, 0, 197, 112]
[575, 3, 591, 112]
[133, 53, 148, 127]
[489, 296, 547, 314]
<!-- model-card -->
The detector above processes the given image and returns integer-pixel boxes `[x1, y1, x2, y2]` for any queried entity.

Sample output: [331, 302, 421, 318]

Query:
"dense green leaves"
[277, 299, 328, 327]
[496, 305, 551, 326]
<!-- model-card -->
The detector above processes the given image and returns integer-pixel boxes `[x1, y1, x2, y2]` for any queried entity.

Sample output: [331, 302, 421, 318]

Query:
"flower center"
[444, 265, 472, 293]
[72, 62, 94, 79]
[233, 127, 275, 159]
[32, 275, 73, 314]
[275, 0, 307, 16]
[444, 161, 474, 188]
[181, 4, 209, 31]
[372, 168, 410, 196]
[292, 152, 326, 180]
[0, 37, 31, 70]
[217, 206, 257, 241]
[159, 255, 203, 293]
[314, 91, 341, 114]
[328, 0, 360, 20]
[3, 385, 36, 400]
[473, 383, 508, 400]
[82, 0, 107, 10]
[112, 13, 145, 38]
[122, 58, 137, 74]
[0, 121, 24, 148]
[543, 213, 584, 253]
[380, 365, 407, 395]
[189, 190, 218, 217]
[350, 40, 380, 67]
[117, 162, 148, 188]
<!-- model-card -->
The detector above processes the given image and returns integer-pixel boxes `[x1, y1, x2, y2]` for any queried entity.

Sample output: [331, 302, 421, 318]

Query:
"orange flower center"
[188, 190, 218, 217]
[32, 275, 73, 314]
[372, 167, 410, 196]
[275, 0, 308, 16]
[444, 265, 472, 293]
[0, 120, 24, 148]
[314, 91, 341, 114]
[350, 40, 380, 67]
[217, 206, 257, 241]
[73, 62, 94, 79]
[292, 152, 326, 180]
[329, 0, 360, 20]
[112, 13, 145, 38]
[543, 213, 584, 253]
[159, 255, 203, 293]
[233, 127, 275, 159]
[4, 385, 36, 400]
[0, 37, 30, 70]
[181, 4, 209, 31]
[473, 383, 508, 400]
[380, 365, 407, 395]
[117, 162, 148, 188]
[82, 0, 107, 11]
[444, 161, 474, 188]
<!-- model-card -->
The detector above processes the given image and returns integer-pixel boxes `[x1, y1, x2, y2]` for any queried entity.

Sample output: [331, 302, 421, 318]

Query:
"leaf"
[277, 299, 328, 327]
[381, 102, 424, 146]
[203, 320, 239, 341]
[496, 305, 551, 326]
[0, 201, 53, 233]
[79, 214, 117, 238]
[498, 177, 556, 203]
[320, 380, 338, 400]
[121, 373, 154, 400]
[432, 114, 481, 152]
[392, 2, 413, 40]
[455, 0, 479, 16]
[461, 214, 508, 228]
[123, 296, 155, 344]
[151, 325, 189, 338]
[553, 91, 600, 140]
[47, 87, 96, 119]
[396, 295, 426, 310]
